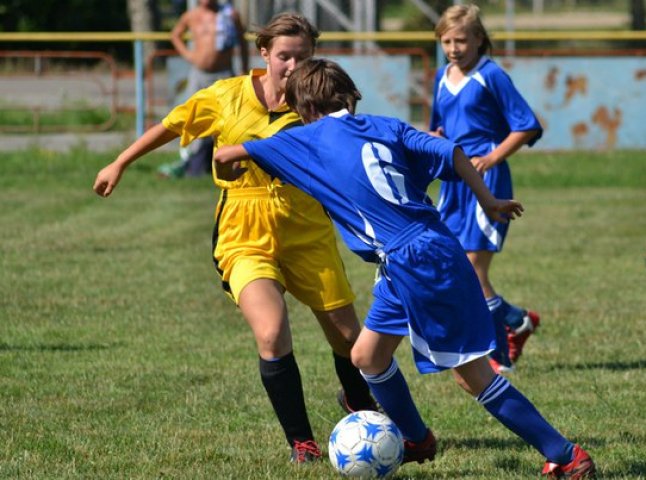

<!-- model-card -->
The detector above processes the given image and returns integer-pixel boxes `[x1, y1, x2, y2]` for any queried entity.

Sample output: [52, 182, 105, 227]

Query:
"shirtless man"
[171, 0, 248, 76]
[162, 0, 249, 177]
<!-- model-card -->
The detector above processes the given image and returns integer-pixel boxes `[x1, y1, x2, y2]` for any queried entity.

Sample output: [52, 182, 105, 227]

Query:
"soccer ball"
[329, 410, 404, 478]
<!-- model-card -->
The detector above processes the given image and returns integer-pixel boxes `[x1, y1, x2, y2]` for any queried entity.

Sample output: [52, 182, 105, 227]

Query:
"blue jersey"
[245, 110, 496, 373]
[244, 111, 459, 263]
[430, 57, 542, 158]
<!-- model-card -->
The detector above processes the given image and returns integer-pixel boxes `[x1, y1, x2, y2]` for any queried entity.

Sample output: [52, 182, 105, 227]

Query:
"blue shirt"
[244, 111, 459, 262]
[430, 57, 542, 158]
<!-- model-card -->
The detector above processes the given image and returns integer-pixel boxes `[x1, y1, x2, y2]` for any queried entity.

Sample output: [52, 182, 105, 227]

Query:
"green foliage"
[0, 0, 129, 33]
[0, 148, 645, 478]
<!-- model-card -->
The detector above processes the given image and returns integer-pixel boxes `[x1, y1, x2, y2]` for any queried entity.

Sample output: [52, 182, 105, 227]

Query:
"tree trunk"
[631, 0, 645, 30]
[127, 0, 158, 59]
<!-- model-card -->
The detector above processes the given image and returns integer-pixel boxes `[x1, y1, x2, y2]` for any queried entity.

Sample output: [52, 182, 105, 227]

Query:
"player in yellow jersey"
[93, 13, 376, 463]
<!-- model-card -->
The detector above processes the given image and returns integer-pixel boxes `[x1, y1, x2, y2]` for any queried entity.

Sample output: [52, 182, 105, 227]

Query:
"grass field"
[0, 148, 645, 479]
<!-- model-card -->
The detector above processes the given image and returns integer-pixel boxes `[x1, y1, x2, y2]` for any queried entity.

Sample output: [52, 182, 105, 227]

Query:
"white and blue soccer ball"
[329, 410, 404, 478]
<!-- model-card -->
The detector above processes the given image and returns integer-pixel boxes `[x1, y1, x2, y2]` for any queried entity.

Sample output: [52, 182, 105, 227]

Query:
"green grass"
[0, 148, 645, 479]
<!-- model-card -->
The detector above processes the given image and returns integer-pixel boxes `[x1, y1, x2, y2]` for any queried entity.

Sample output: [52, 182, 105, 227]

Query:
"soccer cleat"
[542, 444, 596, 479]
[157, 161, 186, 179]
[489, 356, 515, 375]
[290, 439, 322, 464]
[336, 389, 381, 414]
[402, 429, 437, 464]
[508, 310, 540, 364]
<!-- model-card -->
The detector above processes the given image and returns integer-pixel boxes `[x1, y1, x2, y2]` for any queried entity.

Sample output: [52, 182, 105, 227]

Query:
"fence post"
[134, 39, 146, 137]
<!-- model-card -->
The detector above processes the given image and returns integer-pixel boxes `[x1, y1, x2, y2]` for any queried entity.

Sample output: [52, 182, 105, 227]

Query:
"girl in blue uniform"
[213, 58, 596, 479]
[431, 4, 542, 372]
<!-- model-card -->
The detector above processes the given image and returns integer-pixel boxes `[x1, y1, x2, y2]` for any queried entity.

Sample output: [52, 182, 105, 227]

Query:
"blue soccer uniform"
[431, 57, 542, 251]
[244, 110, 496, 373]
[239, 108, 590, 473]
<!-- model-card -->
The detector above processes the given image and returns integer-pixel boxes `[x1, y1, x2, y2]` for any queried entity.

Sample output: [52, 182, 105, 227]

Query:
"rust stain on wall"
[544, 66, 559, 90]
[592, 106, 622, 150]
[571, 122, 589, 147]
[564, 75, 588, 105]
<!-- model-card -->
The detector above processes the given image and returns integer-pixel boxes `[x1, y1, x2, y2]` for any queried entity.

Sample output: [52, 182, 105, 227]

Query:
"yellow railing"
[2, 30, 646, 42]
[2, 31, 644, 135]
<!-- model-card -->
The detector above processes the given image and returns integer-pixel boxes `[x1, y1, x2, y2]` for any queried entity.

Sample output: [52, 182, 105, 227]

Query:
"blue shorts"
[364, 220, 496, 374]
[437, 161, 512, 252]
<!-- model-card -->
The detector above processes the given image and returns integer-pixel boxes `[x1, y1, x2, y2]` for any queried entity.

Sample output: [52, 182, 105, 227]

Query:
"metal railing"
[1, 30, 645, 136]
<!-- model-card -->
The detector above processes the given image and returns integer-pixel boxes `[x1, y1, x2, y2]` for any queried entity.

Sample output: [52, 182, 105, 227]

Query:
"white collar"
[328, 109, 350, 118]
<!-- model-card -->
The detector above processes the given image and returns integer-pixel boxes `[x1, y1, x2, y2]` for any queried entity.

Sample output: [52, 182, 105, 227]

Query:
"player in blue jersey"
[213, 58, 596, 478]
[431, 4, 542, 373]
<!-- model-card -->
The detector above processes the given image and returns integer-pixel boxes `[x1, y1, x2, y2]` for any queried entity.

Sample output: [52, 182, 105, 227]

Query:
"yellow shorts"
[212, 184, 355, 310]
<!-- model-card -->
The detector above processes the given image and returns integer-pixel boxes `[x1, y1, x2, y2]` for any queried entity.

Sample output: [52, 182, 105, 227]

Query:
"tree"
[631, 0, 645, 30]
[126, 0, 161, 59]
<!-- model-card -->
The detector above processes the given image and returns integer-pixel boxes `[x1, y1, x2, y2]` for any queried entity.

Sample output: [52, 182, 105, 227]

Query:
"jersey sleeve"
[487, 67, 543, 146]
[162, 84, 223, 147]
[243, 125, 315, 194]
[401, 122, 460, 182]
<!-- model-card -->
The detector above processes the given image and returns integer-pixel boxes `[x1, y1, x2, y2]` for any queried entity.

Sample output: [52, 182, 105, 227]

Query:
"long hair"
[435, 4, 492, 56]
[254, 12, 319, 52]
[285, 58, 362, 123]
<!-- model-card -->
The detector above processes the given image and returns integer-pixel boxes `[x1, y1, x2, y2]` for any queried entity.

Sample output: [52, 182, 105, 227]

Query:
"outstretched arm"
[453, 147, 524, 223]
[93, 123, 179, 197]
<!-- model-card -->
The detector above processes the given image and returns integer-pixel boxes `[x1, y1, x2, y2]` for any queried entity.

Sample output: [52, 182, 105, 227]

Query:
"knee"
[255, 329, 291, 359]
[350, 343, 392, 374]
[349, 343, 370, 371]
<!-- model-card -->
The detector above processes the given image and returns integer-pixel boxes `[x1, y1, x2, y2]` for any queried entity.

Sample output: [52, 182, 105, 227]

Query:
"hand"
[93, 162, 125, 197]
[214, 160, 247, 181]
[428, 127, 445, 138]
[213, 145, 249, 181]
[471, 155, 498, 174]
[482, 199, 524, 224]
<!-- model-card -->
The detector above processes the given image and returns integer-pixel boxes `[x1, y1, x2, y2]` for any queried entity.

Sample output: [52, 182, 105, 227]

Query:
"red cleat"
[290, 439, 322, 464]
[402, 429, 437, 464]
[542, 444, 596, 479]
[508, 310, 540, 363]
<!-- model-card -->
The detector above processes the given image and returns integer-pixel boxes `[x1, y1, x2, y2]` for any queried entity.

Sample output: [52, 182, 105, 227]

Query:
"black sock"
[259, 352, 314, 446]
[333, 352, 374, 410]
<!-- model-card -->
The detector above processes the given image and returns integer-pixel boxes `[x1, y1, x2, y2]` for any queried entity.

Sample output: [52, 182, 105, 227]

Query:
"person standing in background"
[159, 0, 249, 178]
[430, 4, 542, 374]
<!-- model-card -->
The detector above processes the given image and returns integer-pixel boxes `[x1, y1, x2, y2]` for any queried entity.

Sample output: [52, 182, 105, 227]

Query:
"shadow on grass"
[0, 342, 119, 352]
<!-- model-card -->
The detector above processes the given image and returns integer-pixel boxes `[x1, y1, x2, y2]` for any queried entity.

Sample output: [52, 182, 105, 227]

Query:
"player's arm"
[471, 130, 539, 174]
[93, 124, 179, 197]
[212, 144, 249, 181]
[453, 147, 524, 223]
[170, 13, 193, 63]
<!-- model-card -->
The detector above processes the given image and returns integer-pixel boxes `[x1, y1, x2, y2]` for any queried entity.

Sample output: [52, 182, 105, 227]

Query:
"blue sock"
[361, 358, 428, 442]
[488, 295, 526, 329]
[477, 375, 574, 464]
[486, 296, 512, 366]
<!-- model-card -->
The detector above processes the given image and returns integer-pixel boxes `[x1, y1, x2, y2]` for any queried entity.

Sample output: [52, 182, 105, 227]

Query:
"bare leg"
[238, 278, 292, 359]
[311, 303, 360, 356]
[452, 356, 497, 396]
[313, 304, 376, 411]
[350, 328, 402, 374]
[467, 250, 496, 298]
[238, 278, 313, 446]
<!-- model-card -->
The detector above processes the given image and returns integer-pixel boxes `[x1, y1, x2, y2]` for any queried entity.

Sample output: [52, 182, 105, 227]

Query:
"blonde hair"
[435, 4, 492, 56]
